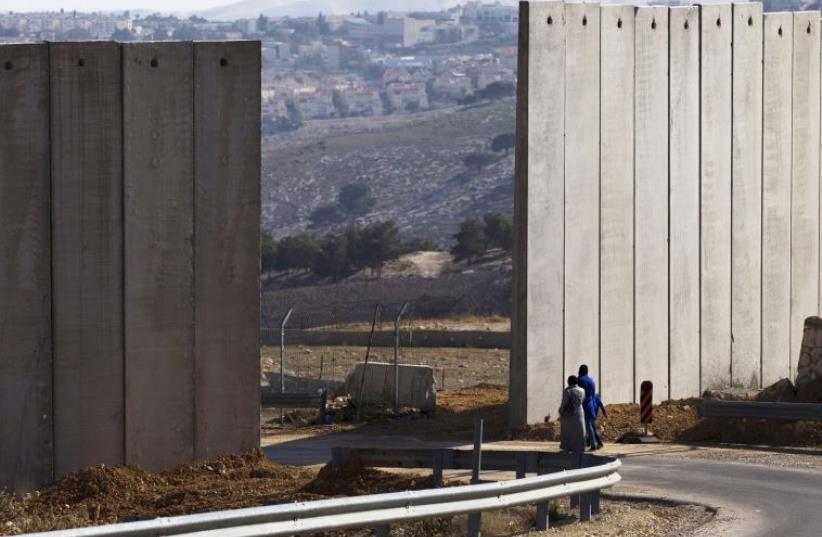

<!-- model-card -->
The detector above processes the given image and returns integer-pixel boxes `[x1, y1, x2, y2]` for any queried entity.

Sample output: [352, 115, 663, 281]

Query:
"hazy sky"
[4, 0, 233, 13]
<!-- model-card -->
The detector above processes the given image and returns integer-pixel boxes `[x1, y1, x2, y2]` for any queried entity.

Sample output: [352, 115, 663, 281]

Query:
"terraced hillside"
[261, 99, 515, 245]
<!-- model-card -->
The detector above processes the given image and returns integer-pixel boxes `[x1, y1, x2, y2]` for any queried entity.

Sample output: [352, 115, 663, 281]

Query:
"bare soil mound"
[0, 450, 428, 535]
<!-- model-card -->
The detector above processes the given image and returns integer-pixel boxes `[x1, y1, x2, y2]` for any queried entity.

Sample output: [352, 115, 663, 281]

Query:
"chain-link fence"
[260, 298, 511, 397]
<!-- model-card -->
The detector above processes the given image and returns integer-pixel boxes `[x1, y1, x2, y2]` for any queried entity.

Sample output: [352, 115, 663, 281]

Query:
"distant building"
[385, 81, 429, 112]
[338, 86, 383, 116]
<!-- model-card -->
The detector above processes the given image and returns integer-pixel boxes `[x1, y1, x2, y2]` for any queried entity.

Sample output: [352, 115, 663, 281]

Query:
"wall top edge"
[0, 40, 261, 47]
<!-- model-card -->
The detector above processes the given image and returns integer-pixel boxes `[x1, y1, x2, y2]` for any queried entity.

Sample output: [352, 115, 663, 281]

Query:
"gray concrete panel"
[790, 12, 821, 378]
[0, 44, 53, 491]
[634, 6, 669, 403]
[511, 1, 566, 429]
[194, 42, 261, 458]
[700, 3, 733, 391]
[668, 7, 701, 400]
[564, 2, 600, 380]
[49, 42, 125, 477]
[599, 4, 634, 403]
[123, 42, 195, 470]
[761, 13, 793, 386]
[730, 3, 763, 389]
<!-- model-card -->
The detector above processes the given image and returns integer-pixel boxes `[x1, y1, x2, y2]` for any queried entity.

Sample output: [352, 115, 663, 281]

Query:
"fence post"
[393, 302, 410, 413]
[279, 307, 294, 425]
[467, 418, 484, 536]
[356, 304, 381, 422]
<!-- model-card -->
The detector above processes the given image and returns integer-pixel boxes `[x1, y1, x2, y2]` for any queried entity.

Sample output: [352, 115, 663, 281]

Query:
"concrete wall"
[512, 2, 822, 428]
[0, 41, 261, 492]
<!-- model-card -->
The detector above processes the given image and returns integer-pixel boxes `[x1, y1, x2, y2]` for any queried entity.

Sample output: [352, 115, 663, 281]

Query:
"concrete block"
[0, 43, 53, 492]
[790, 12, 821, 379]
[668, 6, 700, 400]
[564, 2, 600, 380]
[634, 6, 669, 402]
[123, 42, 195, 471]
[761, 13, 793, 386]
[731, 3, 764, 389]
[700, 3, 732, 391]
[510, 1, 566, 429]
[193, 41, 261, 460]
[50, 41, 125, 477]
[344, 362, 436, 412]
[599, 4, 634, 404]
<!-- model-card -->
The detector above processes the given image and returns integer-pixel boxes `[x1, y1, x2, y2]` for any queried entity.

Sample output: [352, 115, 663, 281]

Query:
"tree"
[491, 132, 516, 156]
[332, 90, 349, 117]
[401, 237, 440, 254]
[338, 183, 376, 216]
[451, 217, 488, 261]
[480, 81, 515, 100]
[313, 233, 352, 279]
[261, 233, 278, 275]
[463, 151, 497, 172]
[111, 28, 136, 41]
[348, 221, 402, 272]
[309, 204, 345, 226]
[275, 234, 321, 272]
[483, 212, 513, 252]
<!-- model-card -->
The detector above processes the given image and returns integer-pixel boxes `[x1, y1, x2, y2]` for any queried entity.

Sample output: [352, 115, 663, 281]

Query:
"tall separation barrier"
[511, 1, 822, 428]
[0, 41, 261, 492]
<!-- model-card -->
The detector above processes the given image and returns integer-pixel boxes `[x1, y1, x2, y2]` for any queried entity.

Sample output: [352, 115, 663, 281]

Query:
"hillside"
[261, 99, 516, 245]
[198, 0, 517, 20]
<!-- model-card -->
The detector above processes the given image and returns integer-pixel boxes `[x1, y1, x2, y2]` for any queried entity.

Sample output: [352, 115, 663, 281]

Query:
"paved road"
[263, 434, 822, 536]
[617, 454, 822, 537]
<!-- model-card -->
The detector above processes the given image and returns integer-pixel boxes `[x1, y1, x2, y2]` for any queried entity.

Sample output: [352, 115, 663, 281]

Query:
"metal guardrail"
[24, 450, 621, 537]
[698, 400, 822, 421]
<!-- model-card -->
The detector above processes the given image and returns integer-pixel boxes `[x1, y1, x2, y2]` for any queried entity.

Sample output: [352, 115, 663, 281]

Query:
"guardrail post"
[375, 524, 390, 537]
[467, 511, 481, 537]
[569, 453, 582, 509]
[534, 467, 550, 530]
[432, 449, 444, 487]
[579, 491, 592, 522]
[467, 419, 484, 536]
[591, 489, 601, 514]
[515, 452, 527, 479]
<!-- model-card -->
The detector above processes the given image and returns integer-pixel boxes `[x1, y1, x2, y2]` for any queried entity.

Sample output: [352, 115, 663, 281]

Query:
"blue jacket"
[577, 374, 597, 419]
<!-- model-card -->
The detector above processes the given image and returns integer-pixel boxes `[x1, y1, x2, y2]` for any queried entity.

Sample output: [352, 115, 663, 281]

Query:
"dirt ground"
[261, 345, 510, 390]
[262, 382, 822, 448]
[0, 447, 710, 537]
[0, 450, 432, 536]
[307, 314, 511, 333]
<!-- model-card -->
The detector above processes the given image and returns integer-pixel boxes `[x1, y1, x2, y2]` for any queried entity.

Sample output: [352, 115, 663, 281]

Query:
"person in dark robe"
[559, 375, 587, 453]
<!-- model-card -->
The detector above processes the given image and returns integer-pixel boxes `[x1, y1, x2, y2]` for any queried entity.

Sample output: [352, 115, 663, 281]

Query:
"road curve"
[617, 454, 822, 537]
[262, 434, 822, 536]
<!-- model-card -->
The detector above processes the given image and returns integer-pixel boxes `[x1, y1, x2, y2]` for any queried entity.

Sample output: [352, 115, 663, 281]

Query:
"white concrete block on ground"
[345, 362, 437, 412]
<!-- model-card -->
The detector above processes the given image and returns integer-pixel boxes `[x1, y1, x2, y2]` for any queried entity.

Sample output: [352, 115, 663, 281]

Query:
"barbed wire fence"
[259, 297, 511, 399]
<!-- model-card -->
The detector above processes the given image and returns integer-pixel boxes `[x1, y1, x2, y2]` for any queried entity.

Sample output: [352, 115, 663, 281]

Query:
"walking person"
[577, 364, 604, 451]
[559, 375, 587, 453]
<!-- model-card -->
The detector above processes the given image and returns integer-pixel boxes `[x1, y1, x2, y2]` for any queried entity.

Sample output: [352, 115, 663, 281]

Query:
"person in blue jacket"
[577, 364, 604, 450]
